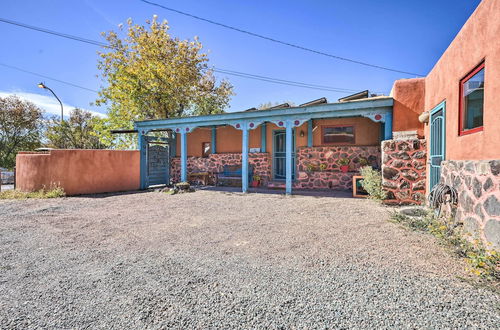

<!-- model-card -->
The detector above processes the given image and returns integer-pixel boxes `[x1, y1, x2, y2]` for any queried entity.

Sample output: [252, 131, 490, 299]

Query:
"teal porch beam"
[211, 126, 217, 154]
[285, 121, 293, 195]
[135, 98, 393, 131]
[242, 127, 249, 193]
[307, 119, 313, 147]
[261, 123, 267, 152]
[180, 132, 187, 182]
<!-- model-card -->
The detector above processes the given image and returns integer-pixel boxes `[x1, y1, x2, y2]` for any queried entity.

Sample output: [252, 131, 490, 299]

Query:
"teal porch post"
[307, 119, 313, 147]
[261, 123, 267, 152]
[242, 126, 249, 193]
[180, 131, 187, 182]
[138, 132, 147, 189]
[285, 121, 293, 195]
[211, 126, 217, 154]
[384, 113, 393, 140]
[171, 132, 177, 157]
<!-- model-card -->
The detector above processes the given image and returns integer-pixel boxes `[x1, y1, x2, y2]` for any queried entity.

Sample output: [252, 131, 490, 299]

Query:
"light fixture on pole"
[38, 82, 64, 124]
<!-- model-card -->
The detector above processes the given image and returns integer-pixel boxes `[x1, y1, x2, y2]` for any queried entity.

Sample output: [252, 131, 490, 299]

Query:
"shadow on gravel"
[71, 189, 152, 199]
[198, 186, 354, 198]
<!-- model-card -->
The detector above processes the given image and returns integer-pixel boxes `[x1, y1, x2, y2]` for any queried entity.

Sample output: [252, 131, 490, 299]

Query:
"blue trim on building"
[307, 119, 313, 147]
[211, 126, 217, 154]
[135, 97, 394, 194]
[261, 123, 267, 152]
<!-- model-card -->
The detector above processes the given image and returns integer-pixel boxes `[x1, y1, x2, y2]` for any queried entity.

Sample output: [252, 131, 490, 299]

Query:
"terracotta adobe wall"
[391, 78, 425, 137]
[15, 150, 140, 195]
[177, 117, 382, 157]
[381, 139, 427, 205]
[424, 0, 500, 161]
[440, 160, 500, 249]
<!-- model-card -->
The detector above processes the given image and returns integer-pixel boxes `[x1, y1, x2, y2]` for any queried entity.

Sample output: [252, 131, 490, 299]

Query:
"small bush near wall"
[359, 166, 386, 201]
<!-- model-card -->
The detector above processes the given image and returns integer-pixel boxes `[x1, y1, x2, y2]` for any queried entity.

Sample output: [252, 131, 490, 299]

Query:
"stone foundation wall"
[171, 153, 271, 185]
[295, 146, 380, 190]
[381, 139, 427, 205]
[295, 171, 357, 190]
[441, 160, 500, 249]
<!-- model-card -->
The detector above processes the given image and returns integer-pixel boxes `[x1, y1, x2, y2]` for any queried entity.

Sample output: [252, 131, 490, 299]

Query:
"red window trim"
[459, 61, 485, 136]
[321, 125, 356, 145]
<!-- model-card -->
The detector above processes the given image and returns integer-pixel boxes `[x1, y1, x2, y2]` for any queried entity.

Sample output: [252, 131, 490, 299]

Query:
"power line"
[0, 62, 99, 93]
[0, 17, 110, 48]
[213, 68, 360, 93]
[0, 17, 383, 94]
[139, 0, 424, 77]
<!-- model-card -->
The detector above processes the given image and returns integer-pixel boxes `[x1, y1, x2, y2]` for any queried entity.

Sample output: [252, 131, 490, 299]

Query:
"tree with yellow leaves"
[95, 15, 233, 147]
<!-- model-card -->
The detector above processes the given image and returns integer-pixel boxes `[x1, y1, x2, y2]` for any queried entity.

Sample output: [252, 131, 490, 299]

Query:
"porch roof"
[134, 96, 393, 131]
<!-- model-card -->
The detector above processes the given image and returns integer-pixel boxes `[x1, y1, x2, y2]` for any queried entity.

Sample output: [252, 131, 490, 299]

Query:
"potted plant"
[338, 158, 350, 173]
[306, 163, 316, 173]
[251, 175, 261, 187]
[359, 157, 369, 167]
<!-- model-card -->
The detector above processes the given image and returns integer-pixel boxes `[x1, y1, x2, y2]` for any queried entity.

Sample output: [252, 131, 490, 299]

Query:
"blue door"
[429, 101, 446, 190]
[273, 130, 295, 180]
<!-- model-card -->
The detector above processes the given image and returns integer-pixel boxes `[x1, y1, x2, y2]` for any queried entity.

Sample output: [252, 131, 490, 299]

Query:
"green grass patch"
[391, 211, 499, 284]
[0, 186, 66, 200]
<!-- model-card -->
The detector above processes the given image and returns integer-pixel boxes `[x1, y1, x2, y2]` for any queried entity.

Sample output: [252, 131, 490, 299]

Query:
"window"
[322, 125, 355, 144]
[202, 142, 211, 157]
[460, 62, 485, 135]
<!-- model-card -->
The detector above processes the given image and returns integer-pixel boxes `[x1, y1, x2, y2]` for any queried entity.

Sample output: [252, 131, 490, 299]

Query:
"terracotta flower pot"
[340, 165, 349, 173]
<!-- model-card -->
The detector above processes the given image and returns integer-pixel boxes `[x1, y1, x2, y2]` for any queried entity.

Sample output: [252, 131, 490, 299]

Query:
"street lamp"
[38, 82, 63, 124]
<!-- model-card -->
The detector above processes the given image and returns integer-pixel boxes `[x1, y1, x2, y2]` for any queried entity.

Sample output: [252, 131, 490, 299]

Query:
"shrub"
[0, 186, 65, 199]
[359, 166, 387, 201]
[391, 211, 500, 282]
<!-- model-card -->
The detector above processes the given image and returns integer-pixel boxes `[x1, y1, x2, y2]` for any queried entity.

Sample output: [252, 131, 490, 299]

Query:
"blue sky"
[0, 0, 481, 117]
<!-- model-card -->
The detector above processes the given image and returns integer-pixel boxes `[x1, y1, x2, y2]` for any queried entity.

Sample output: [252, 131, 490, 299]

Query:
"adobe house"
[135, 94, 395, 195]
[134, 0, 499, 247]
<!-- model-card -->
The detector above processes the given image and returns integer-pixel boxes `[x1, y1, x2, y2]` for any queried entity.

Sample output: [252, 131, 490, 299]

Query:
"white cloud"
[0, 91, 107, 118]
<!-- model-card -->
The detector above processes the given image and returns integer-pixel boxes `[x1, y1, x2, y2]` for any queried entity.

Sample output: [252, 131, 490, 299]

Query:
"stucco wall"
[424, 0, 500, 160]
[178, 117, 382, 157]
[16, 150, 140, 195]
[391, 78, 425, 137]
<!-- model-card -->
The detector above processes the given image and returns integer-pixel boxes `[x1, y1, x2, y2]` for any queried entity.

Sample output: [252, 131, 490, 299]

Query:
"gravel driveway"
[0, 189, 498, 328]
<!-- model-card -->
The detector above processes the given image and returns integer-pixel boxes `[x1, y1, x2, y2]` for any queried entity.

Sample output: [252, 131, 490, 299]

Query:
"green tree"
[95, 16, 234, 148]
[45, 108, 105, 149]
[0, 95, 44, 169]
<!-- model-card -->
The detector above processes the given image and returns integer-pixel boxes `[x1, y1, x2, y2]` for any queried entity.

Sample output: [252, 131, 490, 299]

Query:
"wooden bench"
[215, 165, 254, 186]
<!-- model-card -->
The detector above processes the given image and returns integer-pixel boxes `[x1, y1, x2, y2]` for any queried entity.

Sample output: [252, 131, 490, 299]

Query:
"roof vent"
[338, 90, 369, 102]
[299, 97, 327, 107]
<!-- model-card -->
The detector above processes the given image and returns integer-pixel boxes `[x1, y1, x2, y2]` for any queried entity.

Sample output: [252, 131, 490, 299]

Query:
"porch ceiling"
[134, 97, 393, 131]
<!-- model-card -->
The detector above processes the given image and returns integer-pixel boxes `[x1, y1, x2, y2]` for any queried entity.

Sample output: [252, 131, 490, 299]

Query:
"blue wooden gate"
[146, 137, 170, 187]
[429, 101, 446, 190]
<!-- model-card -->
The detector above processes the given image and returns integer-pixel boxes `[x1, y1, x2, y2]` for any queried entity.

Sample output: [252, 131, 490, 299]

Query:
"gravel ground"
[0, 189, 498, 329]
